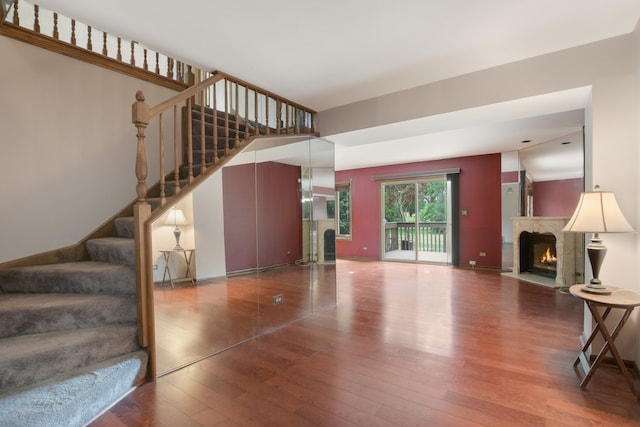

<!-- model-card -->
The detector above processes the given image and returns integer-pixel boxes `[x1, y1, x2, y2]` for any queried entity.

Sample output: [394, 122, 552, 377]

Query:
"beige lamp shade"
[562, 186, 634, 294]
[165, 208, 188, 250]
[165, 208, 188, 226]
[563, 189, 633, 234]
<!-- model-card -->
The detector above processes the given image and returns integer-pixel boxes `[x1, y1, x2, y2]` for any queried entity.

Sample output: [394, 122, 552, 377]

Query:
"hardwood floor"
[92, 260, 640, 426]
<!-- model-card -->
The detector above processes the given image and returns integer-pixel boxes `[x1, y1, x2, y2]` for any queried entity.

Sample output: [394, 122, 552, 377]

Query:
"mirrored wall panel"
[152, 136, 336, 375]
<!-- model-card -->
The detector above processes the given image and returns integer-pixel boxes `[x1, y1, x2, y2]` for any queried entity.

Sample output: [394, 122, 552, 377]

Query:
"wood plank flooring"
[92, 260, 640, 426]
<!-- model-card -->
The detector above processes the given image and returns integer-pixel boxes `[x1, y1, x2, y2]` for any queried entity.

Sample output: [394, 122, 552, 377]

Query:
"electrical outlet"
[479, 252, 486, 257]
[272, 294, 283, 305]
[469, 260, 476, 266]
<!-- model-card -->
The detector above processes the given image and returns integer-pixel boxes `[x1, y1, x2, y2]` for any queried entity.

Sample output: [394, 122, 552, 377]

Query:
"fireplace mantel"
[512, 217, 583, 287]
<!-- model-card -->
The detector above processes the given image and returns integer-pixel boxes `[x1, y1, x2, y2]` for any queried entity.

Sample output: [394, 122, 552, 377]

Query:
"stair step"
[0, 350, 147, 426]
[191, 121, 248, 139]
[0, 293, 136, 339]
[0, 261, 136, 294]
[191, 106, 242, 125]
[0, 324, 139, 393]
[114, 217, 135, 238]
[163, 179, 189, 197]
[87, 237, 135, 265]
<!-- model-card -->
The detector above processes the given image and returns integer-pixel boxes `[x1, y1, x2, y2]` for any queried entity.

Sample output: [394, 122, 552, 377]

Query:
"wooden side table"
[160, 249, 195, 288]
[569, 284, 640, 399]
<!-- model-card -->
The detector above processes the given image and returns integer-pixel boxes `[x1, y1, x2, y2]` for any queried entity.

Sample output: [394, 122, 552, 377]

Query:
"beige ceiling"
[34, 0, 640, 175]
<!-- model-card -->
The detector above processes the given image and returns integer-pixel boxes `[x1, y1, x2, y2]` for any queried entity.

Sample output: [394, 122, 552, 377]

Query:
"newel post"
[132, 90, 150, 203]
[131, 91, 154, 363]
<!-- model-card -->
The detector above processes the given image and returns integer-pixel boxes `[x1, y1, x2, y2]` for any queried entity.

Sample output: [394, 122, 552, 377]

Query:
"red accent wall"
[223, 163, 257, 272]
[223, 162, 302, 273]
[256, 162, 302, 268]
[532, 178, 583, 217]
[502, 171, 519, 183]
[336, 154, 502, 269]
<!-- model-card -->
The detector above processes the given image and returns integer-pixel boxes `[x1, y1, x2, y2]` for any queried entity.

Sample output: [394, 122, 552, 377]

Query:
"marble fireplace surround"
[512, 217, 582, 287]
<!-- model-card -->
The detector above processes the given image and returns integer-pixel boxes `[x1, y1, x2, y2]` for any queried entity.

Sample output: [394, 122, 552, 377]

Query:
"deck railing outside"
[385, 222, 447, 253]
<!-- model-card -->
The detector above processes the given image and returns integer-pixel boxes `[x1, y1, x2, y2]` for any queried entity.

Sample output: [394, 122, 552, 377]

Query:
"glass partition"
[153, 136, 336, 375]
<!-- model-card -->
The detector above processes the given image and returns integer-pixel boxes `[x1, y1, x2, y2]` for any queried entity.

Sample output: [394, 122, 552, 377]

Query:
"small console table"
[569, 284, 640, 399]
[160, 249, 195, 288]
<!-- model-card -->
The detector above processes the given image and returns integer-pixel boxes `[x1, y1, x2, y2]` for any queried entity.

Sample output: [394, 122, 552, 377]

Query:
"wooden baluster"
[186, 98, 194, 183]
[167, 57, 174, 79]
[71, 20, 76, 45]
[143, 49, 148, 71]
[12, 0, 18, 25]
[187, 65, 194, 86]
[87, 26, 92, 50]
[235, 83, 240, 147]
[276, 100, 281, 135]
[159, 113, 166, 206]
[254, 89, 259, 136]
[285, 102, 290, 134]
[155, 52, 160, 74]
[200, 95, 206, 173]
[33, 5, 39, 33]
[53, 13, 59, 40]
[244, 86, 249, 141]
[224, 80, 230, 155]
[265, 94, 270, 135]
[173, 105, 180, 195]
[102, 32, 108, 56]
[130, 41, 135, 66]
[117, 38, 122, 61]
[212, 83, 218, 164]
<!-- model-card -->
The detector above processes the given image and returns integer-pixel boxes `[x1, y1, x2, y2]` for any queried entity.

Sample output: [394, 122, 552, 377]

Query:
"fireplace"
[512, 217, 583, 287]
[519, 232, 557, 279]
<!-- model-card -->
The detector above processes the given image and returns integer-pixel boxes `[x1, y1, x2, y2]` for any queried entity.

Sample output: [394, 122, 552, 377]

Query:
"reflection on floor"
[384, 249, 448, 263]
[153, 263, 336, 376]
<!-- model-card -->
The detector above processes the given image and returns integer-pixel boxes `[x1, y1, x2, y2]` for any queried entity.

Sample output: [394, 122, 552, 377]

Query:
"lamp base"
[581, 283, 612, 295]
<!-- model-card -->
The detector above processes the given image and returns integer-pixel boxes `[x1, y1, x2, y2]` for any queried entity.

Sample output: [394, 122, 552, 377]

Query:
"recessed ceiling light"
[521, 139, 531, 144]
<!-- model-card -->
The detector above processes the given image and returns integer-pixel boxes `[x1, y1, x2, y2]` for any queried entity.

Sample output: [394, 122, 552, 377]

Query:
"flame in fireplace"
[540, 247, 557, 264]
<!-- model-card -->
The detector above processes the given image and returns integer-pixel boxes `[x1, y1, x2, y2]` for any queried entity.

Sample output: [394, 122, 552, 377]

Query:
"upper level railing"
[0, 0, 198, 90]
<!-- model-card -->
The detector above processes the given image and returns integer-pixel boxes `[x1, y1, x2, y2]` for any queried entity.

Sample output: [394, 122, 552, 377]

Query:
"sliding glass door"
[381, 176, 451, 263]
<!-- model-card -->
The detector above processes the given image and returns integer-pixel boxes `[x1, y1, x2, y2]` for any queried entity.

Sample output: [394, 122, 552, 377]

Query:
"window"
[336, 181, 352, 238]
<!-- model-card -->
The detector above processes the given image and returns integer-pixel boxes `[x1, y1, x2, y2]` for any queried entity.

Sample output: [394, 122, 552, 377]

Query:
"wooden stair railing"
[0, 0, 198, 90]
[132, 71, 317, 377]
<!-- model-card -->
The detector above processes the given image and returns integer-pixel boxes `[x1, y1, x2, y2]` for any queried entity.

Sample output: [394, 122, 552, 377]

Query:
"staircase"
[0, 103, 250, 426]
[0, 68, 315, 426]
[0, 216, 147, 426]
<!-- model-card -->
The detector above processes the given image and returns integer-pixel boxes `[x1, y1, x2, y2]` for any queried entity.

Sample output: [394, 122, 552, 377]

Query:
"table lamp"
[562, 185, 634, 294]
[165, 207, 188, 250]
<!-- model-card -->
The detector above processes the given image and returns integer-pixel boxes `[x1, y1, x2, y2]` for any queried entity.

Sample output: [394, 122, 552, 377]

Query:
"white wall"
[150, 195, 196, 283]
[320, 34, 640, 362]
[0, 37, 178, 263]
[192, 172, 227, 280]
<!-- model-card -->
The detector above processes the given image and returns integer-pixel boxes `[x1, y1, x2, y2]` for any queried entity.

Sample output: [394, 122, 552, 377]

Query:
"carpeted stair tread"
[0, 350, 148, 427]
[114, 216, 135, 238]
[0, 261, 135, 294]
[0, 324, 139, 393]
[86, 237, 135, 265]
[0, 293, 136, 339]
